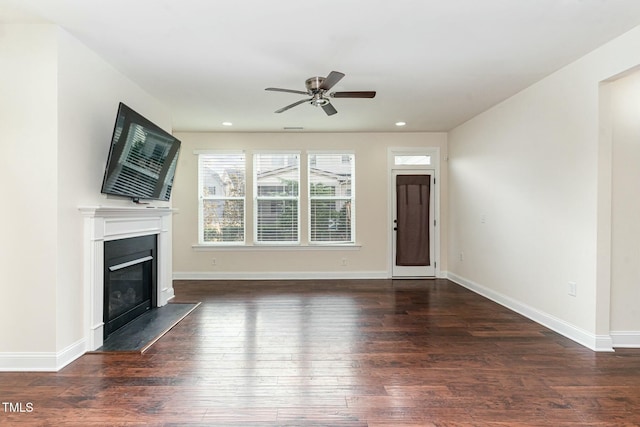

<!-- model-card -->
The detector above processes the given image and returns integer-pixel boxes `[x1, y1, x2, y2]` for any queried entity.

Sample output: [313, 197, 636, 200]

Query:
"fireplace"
[80, 206, 175, 351]
[103, 235, 157, 339]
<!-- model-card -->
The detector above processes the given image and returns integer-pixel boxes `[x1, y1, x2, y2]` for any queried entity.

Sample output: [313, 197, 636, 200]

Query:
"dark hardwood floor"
[2, 279, 640, 426]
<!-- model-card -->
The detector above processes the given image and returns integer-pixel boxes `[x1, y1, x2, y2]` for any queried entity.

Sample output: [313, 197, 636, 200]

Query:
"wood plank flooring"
[2, 279, 640, 426]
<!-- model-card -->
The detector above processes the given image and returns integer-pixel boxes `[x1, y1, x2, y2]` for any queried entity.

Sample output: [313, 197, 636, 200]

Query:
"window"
[254, 153, 300, 243]
[198, 153, 246, 244]
[197, 151, 357, 247]
[308, 153, 355, 243]
[394, 155, 431, 166]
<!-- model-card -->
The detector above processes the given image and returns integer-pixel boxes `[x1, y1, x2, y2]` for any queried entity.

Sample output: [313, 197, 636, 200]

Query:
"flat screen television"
[101, 103, 181, 202]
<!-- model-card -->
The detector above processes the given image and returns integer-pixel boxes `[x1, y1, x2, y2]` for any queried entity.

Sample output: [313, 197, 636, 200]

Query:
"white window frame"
[253, 151, 301, 245]
[197, 150, 246, 245]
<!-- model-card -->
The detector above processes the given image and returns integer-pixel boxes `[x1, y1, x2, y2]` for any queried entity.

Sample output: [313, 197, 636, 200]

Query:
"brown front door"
[392, 171, 435, 277]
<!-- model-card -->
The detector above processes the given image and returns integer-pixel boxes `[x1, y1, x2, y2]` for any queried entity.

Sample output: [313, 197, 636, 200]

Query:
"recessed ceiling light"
[395, 121, 406, 127]
[222, 122, 233, 126]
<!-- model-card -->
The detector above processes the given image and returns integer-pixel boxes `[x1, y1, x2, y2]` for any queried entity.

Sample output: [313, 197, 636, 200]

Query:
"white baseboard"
[162, 286, 175, 304]
[0, 339, 86, 372]
[173, 270, 390, 281]
[611, 331, 640, 348]
[57, 339, 86, 370]
[447, 272, 614, 352]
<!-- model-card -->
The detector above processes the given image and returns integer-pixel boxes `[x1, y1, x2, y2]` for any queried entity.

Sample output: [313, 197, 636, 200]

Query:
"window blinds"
[254, 153, 300, 243]
[308, 153, 354, 243]
[198, 153, 246, 243]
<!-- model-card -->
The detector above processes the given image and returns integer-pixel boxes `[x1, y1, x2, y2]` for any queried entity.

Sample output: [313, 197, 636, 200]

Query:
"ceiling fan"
[265, 71, 376, 116]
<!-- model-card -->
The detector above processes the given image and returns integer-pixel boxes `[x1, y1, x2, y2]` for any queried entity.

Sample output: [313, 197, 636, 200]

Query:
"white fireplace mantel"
[79, 206, 175, 351]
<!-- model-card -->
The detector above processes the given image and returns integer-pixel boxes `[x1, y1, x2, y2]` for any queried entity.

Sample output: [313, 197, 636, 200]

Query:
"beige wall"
[172, 132, 448, 279]
[448, 26, 640, 350]
[0, 24, 58, 353]
[609, 69, 640, 334]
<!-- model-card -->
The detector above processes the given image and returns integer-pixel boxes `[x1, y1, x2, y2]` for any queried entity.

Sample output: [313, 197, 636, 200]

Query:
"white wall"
[609, 69, 640, 339]
[448, 26, 640, 350]
[0, 24, 172, 370]
[0, 24, 58, 353]
[172, 132, 448, 279]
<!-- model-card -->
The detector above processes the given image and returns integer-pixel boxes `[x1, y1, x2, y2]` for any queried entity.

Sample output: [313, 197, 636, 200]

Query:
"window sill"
[192, 244, 362, 251]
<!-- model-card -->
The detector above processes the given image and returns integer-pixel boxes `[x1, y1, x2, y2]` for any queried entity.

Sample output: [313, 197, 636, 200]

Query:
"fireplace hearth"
[103, 235, 157, 339]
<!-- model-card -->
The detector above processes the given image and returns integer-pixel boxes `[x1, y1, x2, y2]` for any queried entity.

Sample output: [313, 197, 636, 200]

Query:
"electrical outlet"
[341, 258, 348, 266]
[211, 258, 217, 266]
[459, 252, 464, 262]
[568, 281, 577, 297]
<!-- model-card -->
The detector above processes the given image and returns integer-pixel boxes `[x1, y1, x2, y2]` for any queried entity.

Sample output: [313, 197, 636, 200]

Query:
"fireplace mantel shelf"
[79, 205, 177, 217]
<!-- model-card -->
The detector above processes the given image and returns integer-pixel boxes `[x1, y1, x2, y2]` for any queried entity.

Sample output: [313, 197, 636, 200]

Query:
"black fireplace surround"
[103, 235, 157, 339]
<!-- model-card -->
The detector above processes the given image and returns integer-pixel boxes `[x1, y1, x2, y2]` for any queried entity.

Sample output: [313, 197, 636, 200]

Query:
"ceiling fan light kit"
[265, 71, 376, 116]
[311, 95, 329, 107]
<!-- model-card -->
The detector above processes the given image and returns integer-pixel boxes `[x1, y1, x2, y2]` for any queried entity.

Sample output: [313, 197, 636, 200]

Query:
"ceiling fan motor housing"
[305, 76, 325, 93]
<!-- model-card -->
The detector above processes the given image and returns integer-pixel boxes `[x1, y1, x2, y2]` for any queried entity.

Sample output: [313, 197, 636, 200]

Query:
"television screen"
[101, 103, 181, 202]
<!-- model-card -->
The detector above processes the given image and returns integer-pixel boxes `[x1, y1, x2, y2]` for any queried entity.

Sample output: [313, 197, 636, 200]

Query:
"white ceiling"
[4, 0, 640, 132]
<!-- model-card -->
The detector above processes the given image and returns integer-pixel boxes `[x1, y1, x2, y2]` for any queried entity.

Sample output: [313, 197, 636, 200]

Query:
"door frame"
[387, 147, 441, 278]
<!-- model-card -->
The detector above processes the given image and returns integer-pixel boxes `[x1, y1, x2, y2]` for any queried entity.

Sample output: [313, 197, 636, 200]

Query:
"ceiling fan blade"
[266, 87, 309, 95]
[330, 91, 376, 98]
[319, 71, 345, 91]
[321, 102, 338, 116]
[275, 98, 311, 113]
